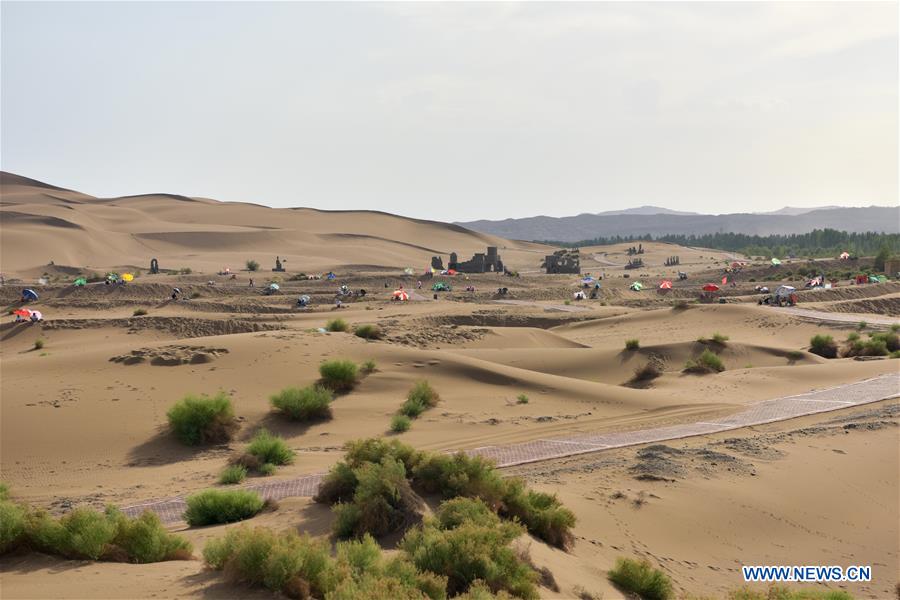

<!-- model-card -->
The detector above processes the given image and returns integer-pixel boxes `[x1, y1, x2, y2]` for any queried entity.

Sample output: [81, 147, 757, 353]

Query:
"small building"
[543, 249, 581, 274]
[448, 246, 504, 273]
[884, 258, 900, 277]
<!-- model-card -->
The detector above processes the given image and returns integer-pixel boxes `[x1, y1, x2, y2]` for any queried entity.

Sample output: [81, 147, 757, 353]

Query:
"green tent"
[629, 281, 643, 291]
[771, 258, 782, 266]
[432, 282, 451, 292]
[73, 277, 87, 286]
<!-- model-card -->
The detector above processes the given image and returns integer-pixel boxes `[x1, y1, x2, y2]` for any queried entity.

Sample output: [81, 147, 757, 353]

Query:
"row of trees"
[543, 229, 899, 261]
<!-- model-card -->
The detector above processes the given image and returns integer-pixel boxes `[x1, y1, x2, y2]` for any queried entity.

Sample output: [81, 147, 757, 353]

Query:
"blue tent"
[325, 272, 336, 280]
[22, 288, 38, 301]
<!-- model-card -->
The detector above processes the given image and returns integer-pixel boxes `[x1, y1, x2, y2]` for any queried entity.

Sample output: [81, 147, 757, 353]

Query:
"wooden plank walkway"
[123, 373, 899, 524]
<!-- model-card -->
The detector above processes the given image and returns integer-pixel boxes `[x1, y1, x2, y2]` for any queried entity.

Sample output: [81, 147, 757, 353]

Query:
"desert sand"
[1, 173, 898, 599]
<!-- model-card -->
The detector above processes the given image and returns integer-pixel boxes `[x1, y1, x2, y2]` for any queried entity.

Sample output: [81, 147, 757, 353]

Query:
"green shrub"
[400, 381, 440, 419]
[630, 360, 662, 384]
[500, 479, 576, 550]
[809, 335, 838, 359]
[314, 461, 359, 505]
[607, 557, 673, 600]
[891, 323, 900, 333]
[319, 359, 359, 392]
[0, 498, 27, 554]
[179, 267, 192, 275]
[203, 526, 332, 597]
[856, 321, 867, 330]
[247, 429, 294, 466]
[400, 504, 538, 599]
[869, 331, 900, 352]
[270, 385, 333, 421]
[246, 260, 260, 272]
[354, 324, 383, 340]
[33, 339, 44, 350]
[184, 489, 265, 526]
[711, 332, 729, 344]
[28, 507, 117, 560]
[391, 415, 412, 433]
[166, 392, 238, 446]
[132, 308, 148, 317]
[515, 393, 529, 405]
[844, 337, 889, 357]
[326, 318, 350, 332]
[846, 332, 860, 342]
[625, 339, 640, 351]
[683, 349, 725, 374]
[786, 350, 805, 362]
[259, 463, 277, 476]
[219, 464, 247, 485]
[0, 483, 9, 501]
[106, 508, 192, 563]
[362, 359, 377, 374]
[331, 457, 422, 539]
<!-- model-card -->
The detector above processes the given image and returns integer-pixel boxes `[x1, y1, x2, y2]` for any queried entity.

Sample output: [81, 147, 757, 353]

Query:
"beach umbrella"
[447, 269, 458, 276]
[13, 308, 30, 318]
[629, 282, 643, 291]
[702, 283, 720, 292]
[771, 258, 781, 266]
[22, 289, 38, 301]
[29, 310, 43, 321]
[659, 280, 673, 290]
[392, 290, 409, 301]
[839, 252, 850, 260]
[73, 277, 87, 286]
[121, 273, 134, 282]
[268, 283, 280, 291]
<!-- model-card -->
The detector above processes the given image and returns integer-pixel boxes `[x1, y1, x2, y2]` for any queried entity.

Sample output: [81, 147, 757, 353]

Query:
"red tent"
[659, 280, 673, 290]
[702, 283, 720, 292]
[392, 290, 409, 301]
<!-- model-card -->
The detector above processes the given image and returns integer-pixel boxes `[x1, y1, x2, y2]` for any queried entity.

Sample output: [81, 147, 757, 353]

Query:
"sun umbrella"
[29, 310, 42, 321]
[629, 282, 643, 291]
[392, 290, 409, 301]
[659, 280, 673, 290]
[702, 283, 720, 292]
[121, 273, 134, 282]
[13, 309, 30, 317]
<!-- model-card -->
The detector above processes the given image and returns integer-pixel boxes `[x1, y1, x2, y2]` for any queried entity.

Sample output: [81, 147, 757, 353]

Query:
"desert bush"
[179, 267, 192, 275]
[33, 339, 44, 350]
[314, 462, 360, 505]
[0, 497, 26, 554]
[786, 350, 805, 361]
[203, 526, 332, 597]
[219, 464, 247, 485]
[843, 337, 889, 357]
[259, 463, 277, 476]
[400, 504, 538, 599]
[869, 331, 900, 352]
[106, 508, 192, 563]
[319, 359, 359, 392]
[891, 350, 900, 359]
[607, 557, 673, 600]
[326, 318, 350, 332]
[516, 393, 529, 404]
[361, 359, 377, 374]
[270, 385, 333, 421]
[246, 260, 260, 272]
[809, 335, 838, 359]
[630, 360, 662, 384]
[247, 429, 294, 466]
[331, 457, 422, 539]
[391, 415, 412, 433]
[625, 339, 640, 351]
[500, 479, 576, 550]
[132, 308, 148, 316]
[354, 324, 383, 340]
[711, 332, 729, 344]
[166, 392, 238, 446]
[184, 489, 265, 526]
[846, 332, 860, 342]
[683, 349, 725, 374]
[400, 381, 440, 419]
[891, 323, 900, 333]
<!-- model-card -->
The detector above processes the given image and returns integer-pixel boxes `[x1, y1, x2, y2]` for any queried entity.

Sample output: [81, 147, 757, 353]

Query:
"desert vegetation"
[325, 318, 350, 333]
[354, 323, 383, 340]
[399, 381, 440, 419]
[625, 338, 640, 350]
[184, 489, 265, 526]
[319, 359, 359, 392]
[607, 557, 673, 600]
[809, 334, 838, 359]
[166, 392, 238, 445]
[683, 349, 725, 374]
[270, 385, 333, 421]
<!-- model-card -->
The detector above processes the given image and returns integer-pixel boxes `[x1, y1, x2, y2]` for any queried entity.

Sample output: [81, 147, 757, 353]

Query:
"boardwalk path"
[780, 306, 899, 327]
[123, 373, 899, 524]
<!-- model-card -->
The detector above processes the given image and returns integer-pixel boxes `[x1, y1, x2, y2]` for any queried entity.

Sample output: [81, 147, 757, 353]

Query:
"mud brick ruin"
[543, 249, 581, 274]
[430, 246, 505, 273]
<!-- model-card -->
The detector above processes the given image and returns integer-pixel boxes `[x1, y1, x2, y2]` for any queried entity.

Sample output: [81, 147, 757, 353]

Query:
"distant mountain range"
[456, 205, 899, 243]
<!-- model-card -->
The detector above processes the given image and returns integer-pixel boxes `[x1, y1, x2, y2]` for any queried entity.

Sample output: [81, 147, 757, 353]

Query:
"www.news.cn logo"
[742, 565, 871, 583]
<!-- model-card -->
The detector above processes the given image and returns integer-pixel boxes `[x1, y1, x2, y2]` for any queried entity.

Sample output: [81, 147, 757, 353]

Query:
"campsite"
[1, 172, 898, 599]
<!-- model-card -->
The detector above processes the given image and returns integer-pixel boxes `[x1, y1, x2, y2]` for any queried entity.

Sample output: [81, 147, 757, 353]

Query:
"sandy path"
[122, 373, 899, 524]
[781, 306, 900, 326]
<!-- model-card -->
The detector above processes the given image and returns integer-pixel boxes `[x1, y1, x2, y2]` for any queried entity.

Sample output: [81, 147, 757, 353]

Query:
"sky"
[2, 2, 898, 221]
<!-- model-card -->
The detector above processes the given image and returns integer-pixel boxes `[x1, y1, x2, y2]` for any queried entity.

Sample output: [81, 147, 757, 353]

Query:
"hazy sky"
[2, 2, 897, 221]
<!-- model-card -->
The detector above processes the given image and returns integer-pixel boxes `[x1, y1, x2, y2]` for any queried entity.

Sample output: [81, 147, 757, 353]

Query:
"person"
[171, 287, 181, 301]
[335, 298, 343, 309]
[417, 280, 422, 289]
[249, 279, 254, 287]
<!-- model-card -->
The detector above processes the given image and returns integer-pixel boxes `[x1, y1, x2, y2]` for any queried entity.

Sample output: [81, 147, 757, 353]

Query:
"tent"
[702, 283, 720, 292]
[875, 275, 888, 283]
[771, 258, 782, 266]
[392, 290, 409, 301]
[73, 277, 87, 286]
[263, 283, 280, 295]
[121, 273, 134, 282]
[573, 291, 586, 300]
[432, 282, 451, 292]
[581, 276, 595, 286]
[839, 252, 850, 260]
[325, 272, 336, 280]
[29, 310, 43, 322]
[868, 275, 881, 284]
[629, 282, 643, 291]
[658, 280, 673, 290]
[774, 285, 795, 298]
[106, 272, 120, 282]
[404, 267, 415, 275]
[297, 295, 311, 307]
[21, 289, 38, 301]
